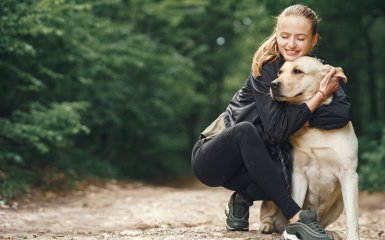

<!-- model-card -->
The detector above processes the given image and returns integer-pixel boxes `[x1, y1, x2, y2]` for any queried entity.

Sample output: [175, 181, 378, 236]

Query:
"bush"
[358, 123, 385, 191]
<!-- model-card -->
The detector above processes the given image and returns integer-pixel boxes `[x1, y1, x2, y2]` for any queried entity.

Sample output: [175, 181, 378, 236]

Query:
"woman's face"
[276, 16, 318, 61]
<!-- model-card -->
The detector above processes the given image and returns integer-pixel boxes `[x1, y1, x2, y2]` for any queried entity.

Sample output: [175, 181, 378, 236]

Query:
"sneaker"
[225, 192, 253, 231]
[283, 209, 332, 240]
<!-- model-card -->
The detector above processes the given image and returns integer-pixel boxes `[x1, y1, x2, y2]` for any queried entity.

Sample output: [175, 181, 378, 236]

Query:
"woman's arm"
[305, 68, 339, 112]
[309, 86, 351, 129]
[251, 62, 340, 144]
[251, 63, 312, 144]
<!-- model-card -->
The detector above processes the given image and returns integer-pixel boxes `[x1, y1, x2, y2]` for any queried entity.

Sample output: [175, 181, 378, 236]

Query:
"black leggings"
[191, 121, 300, 220]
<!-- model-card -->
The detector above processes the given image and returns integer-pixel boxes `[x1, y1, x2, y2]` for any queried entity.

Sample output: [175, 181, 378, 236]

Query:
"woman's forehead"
[277, 16, 313, 35]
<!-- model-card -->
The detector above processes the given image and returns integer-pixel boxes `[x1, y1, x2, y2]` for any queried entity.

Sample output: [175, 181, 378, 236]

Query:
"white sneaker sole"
[283, 230, 300, 240]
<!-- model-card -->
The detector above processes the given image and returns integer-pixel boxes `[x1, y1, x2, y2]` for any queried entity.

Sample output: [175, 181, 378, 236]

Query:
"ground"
[0, 178, 384, 240]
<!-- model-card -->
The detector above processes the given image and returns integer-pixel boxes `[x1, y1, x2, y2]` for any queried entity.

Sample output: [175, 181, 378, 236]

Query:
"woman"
[191, 4, 350, 240]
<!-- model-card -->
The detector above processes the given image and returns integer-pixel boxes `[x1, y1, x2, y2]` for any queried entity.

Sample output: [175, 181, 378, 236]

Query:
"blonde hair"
[251, 4, 320, 77]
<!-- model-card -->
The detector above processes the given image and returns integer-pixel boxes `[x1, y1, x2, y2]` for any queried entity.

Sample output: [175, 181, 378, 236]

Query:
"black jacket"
[224, 58, 351, 144]
[223, 57, 351, 190]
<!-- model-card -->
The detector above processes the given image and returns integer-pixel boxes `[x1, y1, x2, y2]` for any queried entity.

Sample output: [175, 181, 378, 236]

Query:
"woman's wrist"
[317, 89, 327, 99]
[306, 91, 326, 112]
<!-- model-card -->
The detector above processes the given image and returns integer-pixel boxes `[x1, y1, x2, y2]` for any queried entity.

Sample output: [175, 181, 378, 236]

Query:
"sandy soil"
[0, 178, 384, 240]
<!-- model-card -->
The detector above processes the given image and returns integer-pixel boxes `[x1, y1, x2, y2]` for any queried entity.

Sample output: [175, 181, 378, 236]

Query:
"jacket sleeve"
[251, 64, 313, 144]
[308, 86, 351, 129]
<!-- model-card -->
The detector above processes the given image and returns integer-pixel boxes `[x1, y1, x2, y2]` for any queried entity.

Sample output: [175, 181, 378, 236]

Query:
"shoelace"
[306, 221, 327, 234]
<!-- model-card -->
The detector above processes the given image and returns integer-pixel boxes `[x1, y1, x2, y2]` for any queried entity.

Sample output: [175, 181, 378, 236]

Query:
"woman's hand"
[319, 67, 340, 98]
[306, 67, 342, 112]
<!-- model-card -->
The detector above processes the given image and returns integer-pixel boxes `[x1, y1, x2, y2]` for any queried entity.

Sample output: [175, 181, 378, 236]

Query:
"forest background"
[1, 0, 384, 199]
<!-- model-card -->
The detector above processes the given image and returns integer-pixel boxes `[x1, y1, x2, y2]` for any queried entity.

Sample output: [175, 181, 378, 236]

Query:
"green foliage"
[0, 168, 30, 200]
[358, 123, 385, 191]
[1, 0, 209, 197]
[0, 0, 92, 198]
[1, 102, 88, 155]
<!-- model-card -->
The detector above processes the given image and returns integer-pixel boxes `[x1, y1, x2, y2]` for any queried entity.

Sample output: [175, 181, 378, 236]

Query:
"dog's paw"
[326, 230, 342, 240]
[260, 222, 274, 234]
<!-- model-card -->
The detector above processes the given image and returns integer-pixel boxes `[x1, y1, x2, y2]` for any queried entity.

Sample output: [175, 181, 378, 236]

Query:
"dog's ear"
[334, 67, 347, 84]
[322, 65, 348, 84]
[322, 65, 332, 75]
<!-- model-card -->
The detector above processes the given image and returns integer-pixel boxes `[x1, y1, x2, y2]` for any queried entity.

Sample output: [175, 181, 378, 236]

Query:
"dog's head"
[270, 56, 347, 105]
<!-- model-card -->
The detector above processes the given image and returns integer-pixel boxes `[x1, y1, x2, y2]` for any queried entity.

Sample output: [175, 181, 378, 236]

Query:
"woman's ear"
[311, 33, 319, 48]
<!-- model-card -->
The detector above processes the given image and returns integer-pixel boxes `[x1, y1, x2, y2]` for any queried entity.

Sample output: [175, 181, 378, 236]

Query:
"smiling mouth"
[285, 50, 299, 55]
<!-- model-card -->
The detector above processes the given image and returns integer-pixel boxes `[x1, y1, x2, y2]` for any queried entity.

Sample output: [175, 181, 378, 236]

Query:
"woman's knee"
[193, 170, 225, 187]
[191, 158, 227, 187]
[233, 122, 262, 142]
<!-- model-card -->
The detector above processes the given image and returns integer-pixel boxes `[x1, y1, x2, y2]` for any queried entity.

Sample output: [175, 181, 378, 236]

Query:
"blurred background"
[0, 0, 384, 199]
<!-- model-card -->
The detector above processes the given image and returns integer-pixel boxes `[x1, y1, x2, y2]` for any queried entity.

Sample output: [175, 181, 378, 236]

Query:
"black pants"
[191, 121, 300, 220]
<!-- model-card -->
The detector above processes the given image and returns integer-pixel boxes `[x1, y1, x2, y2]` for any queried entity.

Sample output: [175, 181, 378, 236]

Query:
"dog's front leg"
[339, 169, 360, 240]
[260, 200, 279, 233]
[291, 150, 309, 208]
[291, 148, 312, 208]
[291, 169, 308, 208]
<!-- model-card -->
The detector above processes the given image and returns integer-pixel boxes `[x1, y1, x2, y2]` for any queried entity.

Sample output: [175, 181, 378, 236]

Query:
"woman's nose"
[288, 39, 296, 48]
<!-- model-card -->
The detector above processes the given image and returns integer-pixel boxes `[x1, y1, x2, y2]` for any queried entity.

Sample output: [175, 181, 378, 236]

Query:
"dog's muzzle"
[270, 81, 281, 98]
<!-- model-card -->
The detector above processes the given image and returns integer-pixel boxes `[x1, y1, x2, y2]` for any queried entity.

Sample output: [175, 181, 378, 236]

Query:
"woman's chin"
[283, 54, 301, 61]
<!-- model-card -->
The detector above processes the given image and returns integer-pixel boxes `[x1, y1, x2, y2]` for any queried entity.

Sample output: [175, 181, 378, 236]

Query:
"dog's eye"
[293, 68, 303, 74]
[278, 70, 282, 76]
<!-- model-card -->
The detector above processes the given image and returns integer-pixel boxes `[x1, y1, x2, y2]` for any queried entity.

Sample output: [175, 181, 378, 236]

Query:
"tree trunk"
[361, 19, 378, 122]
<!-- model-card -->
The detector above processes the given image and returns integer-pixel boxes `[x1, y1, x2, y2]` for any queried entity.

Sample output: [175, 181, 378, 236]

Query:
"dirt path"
[0, 179, 384, 240]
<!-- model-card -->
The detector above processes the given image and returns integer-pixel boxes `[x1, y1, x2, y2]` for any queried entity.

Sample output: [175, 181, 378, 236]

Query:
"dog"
[259, 56, 359, 240]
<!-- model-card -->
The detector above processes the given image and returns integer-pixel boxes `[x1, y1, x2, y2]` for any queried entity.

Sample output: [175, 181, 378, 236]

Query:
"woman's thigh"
[191, 126, 243, 186]
[191, 122, 255, 187]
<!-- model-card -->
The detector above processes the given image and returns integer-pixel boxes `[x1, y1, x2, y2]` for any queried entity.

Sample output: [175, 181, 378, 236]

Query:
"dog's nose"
[271, 81, 280, 90]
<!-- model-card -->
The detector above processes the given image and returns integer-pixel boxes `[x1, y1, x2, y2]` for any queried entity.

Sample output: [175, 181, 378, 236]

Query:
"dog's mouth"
[271, 91, 303, 101]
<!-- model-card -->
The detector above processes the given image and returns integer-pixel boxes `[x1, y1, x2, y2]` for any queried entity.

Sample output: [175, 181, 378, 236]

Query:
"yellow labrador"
[260, 56, 359, 240]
